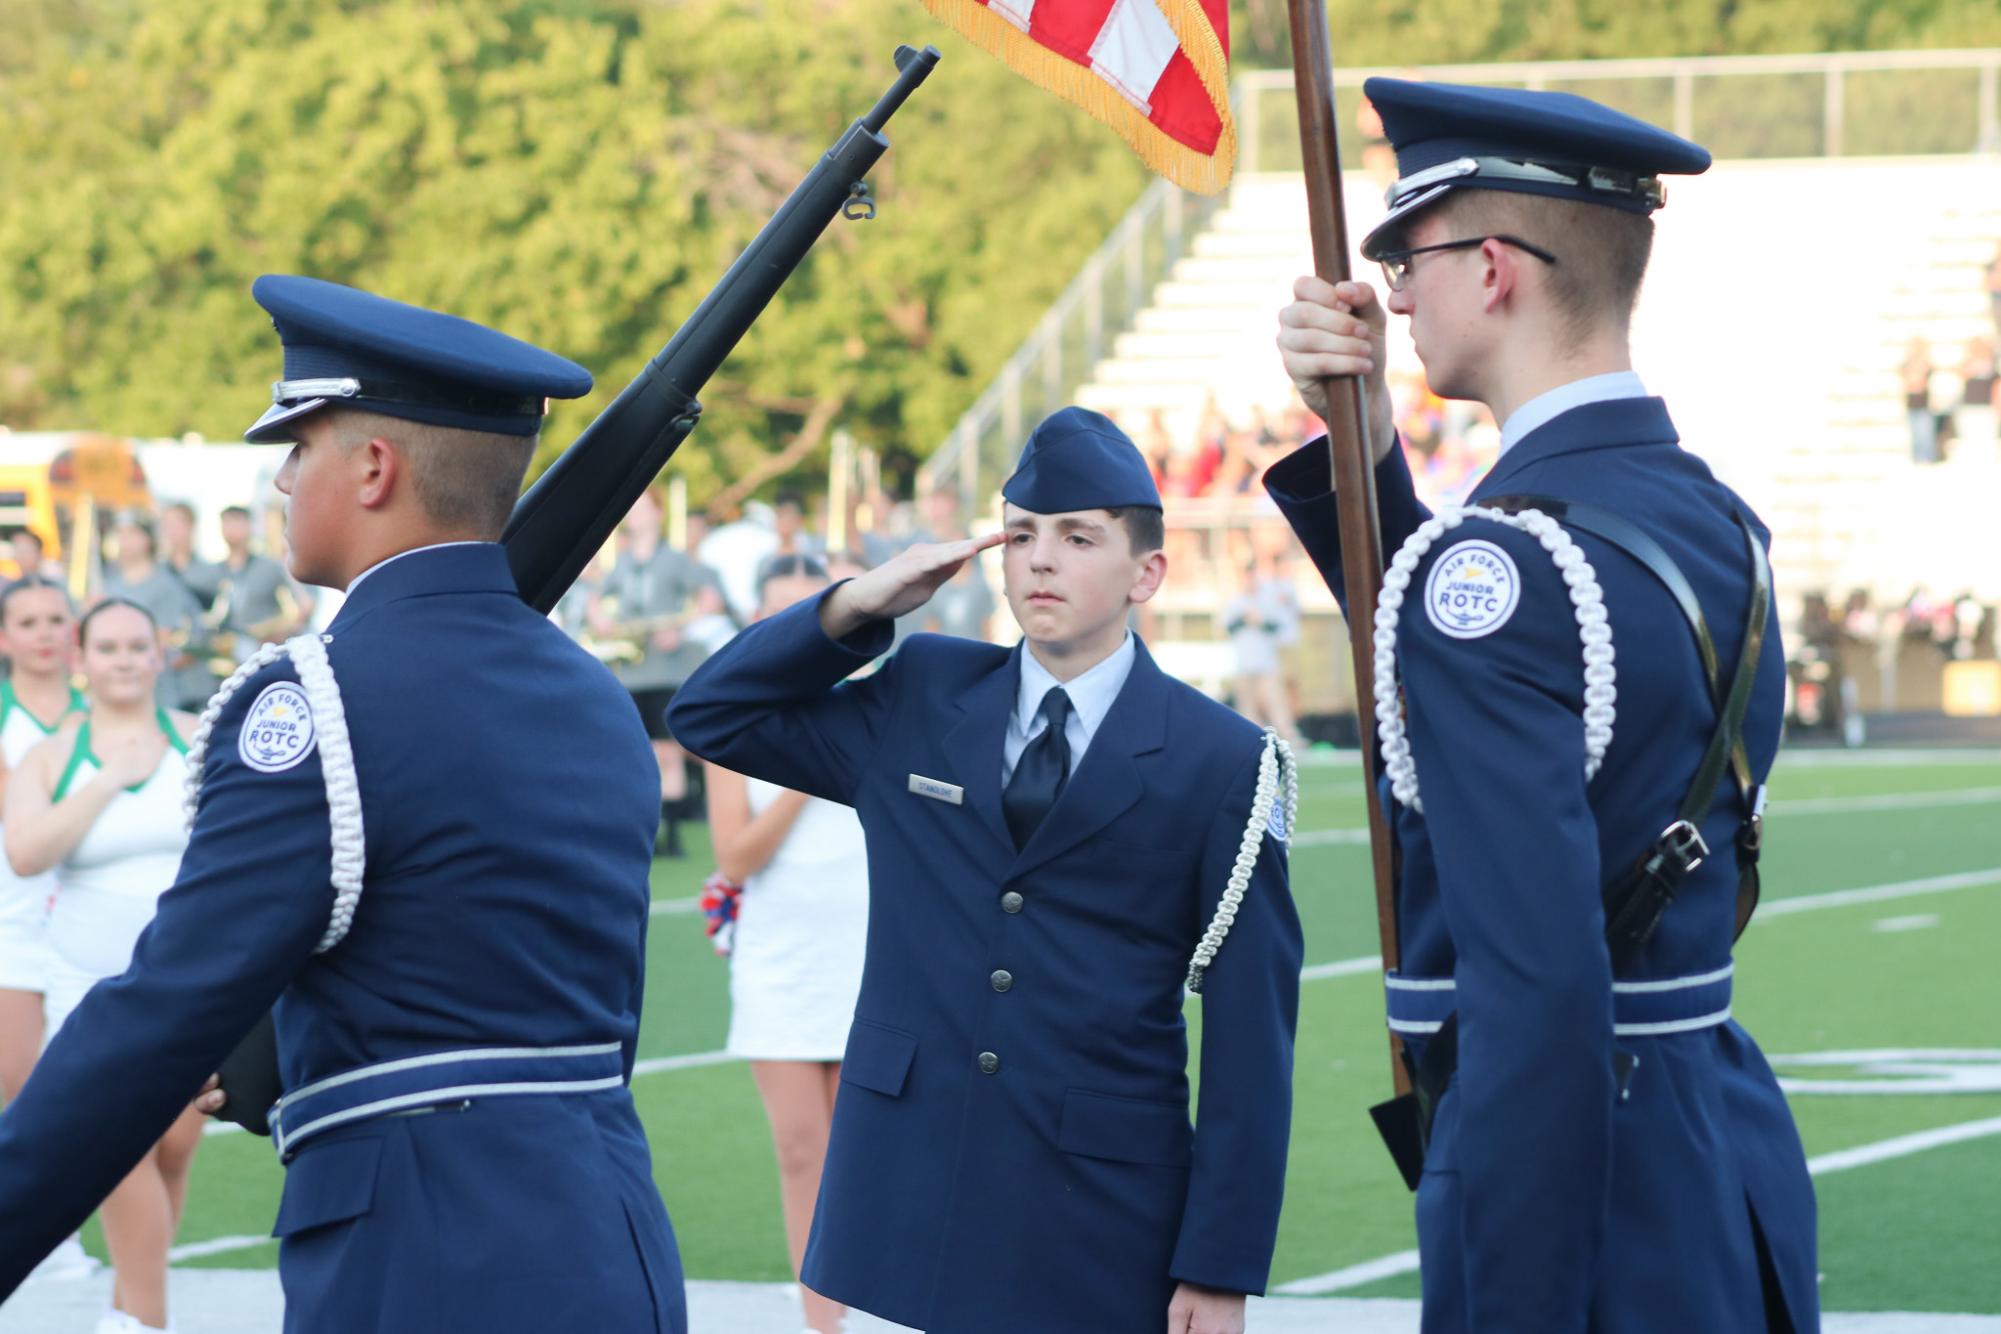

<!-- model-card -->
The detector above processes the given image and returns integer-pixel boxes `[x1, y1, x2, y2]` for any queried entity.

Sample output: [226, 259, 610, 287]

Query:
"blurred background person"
[4, 599, 199, 1334]
[214, 504, 314, 664]
[1222, 553, 1305, 749]
[1902, 337, 1940, 463]
[755, 489, 826, 584]
[0, 580, 95, 1287]
[590, 486, 712, 856]
[702, 554, 868, 1334]
[156, 503, 221, 613]
[98, 514, 210, 713]
[0, 580, 85, 1104]
[4, 531, 60, 590]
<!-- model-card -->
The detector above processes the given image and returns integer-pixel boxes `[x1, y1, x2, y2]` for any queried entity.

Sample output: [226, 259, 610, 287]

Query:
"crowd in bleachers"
[1898, 240, 2001, 464]
[1122, 376, 1501, 513]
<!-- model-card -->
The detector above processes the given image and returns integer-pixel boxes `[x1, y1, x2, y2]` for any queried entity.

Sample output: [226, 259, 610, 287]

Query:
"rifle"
[214, 44, 941, 1136]
[505, 43, 942, 613]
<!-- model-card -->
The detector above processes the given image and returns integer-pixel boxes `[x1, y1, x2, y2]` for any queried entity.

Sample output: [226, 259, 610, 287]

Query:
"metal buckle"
[1659, 819, 1709, 872]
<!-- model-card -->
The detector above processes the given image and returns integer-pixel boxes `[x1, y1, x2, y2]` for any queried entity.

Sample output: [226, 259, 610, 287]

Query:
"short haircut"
[1103, 506, 1165, 555]
[1438, 190, 1655, 346]
[334, 410, 536, 539]
[0, 575, 71, 624]
[11, 529, 44, 553]
[773, 489, 805, 513]
[757, 553, 829, 601]
[79, 596, 157, 646]
[220, 505, 252, 522]
[164, 501, 196, 522]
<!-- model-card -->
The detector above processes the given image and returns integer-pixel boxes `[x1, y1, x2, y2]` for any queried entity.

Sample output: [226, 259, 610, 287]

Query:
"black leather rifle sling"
[1369, 496, 1772, 1191]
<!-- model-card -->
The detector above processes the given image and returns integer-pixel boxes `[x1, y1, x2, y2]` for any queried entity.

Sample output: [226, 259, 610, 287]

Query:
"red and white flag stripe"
[921, 0, 1234, 193]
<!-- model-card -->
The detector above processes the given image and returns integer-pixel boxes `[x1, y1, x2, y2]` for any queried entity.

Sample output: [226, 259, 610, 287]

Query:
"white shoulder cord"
[1186, 728, 1298, 994]
[183, 634, 367, 954]
[1373, 506, 1616, 814]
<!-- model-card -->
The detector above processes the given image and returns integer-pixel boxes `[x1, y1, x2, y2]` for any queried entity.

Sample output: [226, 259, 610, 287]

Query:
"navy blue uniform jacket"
[668, 593, 1302, 1334]
[1267, 399, 1818, 1334]
[0, 544, 685, 1333]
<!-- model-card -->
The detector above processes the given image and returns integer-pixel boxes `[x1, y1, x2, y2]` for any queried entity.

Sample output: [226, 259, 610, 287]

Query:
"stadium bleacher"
[1073, 158, 2001, 618]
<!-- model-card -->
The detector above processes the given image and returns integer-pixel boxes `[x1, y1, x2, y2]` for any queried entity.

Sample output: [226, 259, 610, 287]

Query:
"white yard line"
[1806, 1115, 2001, 1176]
[1759, 868, 2001, 918]
[1772, 786, 2001, 815]
[1290, 786, 2001, 850]
[1774, 748, 2001, 767]
[1278, 1111, 2001, 1296]
[167, 1234, 274, 1262]
[1274, 1249, 1422, 1296]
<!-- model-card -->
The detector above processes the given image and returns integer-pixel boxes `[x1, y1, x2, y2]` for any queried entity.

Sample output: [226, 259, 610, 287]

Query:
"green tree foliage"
[2, 0, 1995, 498]
[0, 0, 1146, 497]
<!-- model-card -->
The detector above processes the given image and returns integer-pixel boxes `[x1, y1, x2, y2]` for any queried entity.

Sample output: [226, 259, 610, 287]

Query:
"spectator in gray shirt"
[215, 505, 313, 654]
[98, 514, 209, 709]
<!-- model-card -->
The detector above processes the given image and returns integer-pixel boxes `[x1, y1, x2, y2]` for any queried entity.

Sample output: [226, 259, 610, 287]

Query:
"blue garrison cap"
[1002, 408, 1161, 515]
[1360, 78, 1712, 259]
[244, 275, 593, 443]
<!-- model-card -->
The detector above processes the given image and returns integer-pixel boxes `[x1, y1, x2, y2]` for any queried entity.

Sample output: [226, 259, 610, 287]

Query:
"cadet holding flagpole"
[1266, 79, 1818, 1332]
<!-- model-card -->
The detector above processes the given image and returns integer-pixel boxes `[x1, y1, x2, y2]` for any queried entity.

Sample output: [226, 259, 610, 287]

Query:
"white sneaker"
[24, 1234, 98, 1282]
[93, 1310, 171, 1334]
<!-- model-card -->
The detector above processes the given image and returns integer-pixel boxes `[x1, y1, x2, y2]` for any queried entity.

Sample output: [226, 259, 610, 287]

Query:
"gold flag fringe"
[919, 0, 1236, 196]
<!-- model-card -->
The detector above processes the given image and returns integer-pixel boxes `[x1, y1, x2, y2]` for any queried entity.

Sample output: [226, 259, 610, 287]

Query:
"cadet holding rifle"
[1265, 81, 1817, 1332]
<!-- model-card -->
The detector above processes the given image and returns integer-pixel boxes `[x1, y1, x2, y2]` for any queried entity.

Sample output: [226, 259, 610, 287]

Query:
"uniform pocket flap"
[1058, 1090, 1193, 1167]
[840, 1019, 917, 1098]
[272, 1134, 383, 1237]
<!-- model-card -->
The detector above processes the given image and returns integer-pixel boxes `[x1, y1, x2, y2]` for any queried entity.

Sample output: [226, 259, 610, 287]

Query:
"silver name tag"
[908, 774, 964, 805]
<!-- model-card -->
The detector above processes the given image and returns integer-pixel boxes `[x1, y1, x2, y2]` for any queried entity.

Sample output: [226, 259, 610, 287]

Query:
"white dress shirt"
[1001, 633, 1137, 786]
[1499, 371, 1649, 457]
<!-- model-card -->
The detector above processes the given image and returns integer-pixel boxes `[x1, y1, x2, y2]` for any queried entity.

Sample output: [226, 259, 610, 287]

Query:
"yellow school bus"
[0, 432, 154, 590]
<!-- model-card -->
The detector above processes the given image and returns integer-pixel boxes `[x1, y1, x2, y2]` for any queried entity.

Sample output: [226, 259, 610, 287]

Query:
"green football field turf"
[138, 749, 2001, 1315]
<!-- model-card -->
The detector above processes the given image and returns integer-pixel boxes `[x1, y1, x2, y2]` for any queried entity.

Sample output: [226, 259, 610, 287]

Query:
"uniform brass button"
[1000, 891, 1024, 913]
[977, 1051, 1000, 1074]
[991, 969, 1013, 993]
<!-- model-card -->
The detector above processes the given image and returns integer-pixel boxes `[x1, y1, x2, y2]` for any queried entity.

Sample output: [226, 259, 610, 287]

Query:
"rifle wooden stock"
[1284, 0, 1407, 1096]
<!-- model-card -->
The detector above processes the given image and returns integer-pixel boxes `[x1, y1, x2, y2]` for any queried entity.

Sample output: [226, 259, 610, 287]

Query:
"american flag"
[920, 0, 1234, 194]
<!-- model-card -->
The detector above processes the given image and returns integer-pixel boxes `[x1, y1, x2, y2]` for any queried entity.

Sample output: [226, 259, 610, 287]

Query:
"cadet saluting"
[0, 276, 686, 1333]
[669, 408, 1303, 1334]
[1265, 81, 1817, 1332]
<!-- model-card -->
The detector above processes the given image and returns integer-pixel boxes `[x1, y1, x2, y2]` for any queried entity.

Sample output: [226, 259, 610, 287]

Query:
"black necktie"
[1003, 687, 1072, 850]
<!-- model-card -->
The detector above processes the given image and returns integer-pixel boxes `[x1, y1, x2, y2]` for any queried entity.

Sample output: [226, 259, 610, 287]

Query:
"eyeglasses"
[1374, 234, 1560, 292]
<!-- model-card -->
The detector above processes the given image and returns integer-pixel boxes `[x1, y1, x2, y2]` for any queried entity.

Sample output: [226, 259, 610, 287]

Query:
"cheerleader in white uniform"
[6, 599, 200, 1334]
[0, 577, 85, 1101]
[705, 555, 868, 1334]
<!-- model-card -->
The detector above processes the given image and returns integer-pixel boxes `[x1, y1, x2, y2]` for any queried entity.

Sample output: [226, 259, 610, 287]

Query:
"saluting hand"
[818, 533, 1005, 640]
[1167, 1281, 1246, 1334]
[1276, 275, 1396, 465]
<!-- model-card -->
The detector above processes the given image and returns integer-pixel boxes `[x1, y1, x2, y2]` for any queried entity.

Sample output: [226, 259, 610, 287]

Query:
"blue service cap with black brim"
[1002, 407, 1162, 515]
[244, 275, 593, 444]
[1359, 78, 1712, 260]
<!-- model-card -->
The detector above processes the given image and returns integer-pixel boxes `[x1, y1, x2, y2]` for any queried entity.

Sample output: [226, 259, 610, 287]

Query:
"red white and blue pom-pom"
[698, 869, 743, 956]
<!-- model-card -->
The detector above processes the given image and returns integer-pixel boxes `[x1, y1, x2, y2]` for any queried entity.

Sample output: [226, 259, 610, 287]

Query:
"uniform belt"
[1383, 963, 1734, 1039]
[269, 1041, 627, 1162]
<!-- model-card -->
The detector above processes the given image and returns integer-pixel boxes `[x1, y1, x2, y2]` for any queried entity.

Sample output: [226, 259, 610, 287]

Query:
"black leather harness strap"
[1487, 495, 1772, 962]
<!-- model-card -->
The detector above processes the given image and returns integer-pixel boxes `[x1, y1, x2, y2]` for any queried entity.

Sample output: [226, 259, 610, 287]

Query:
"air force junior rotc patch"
[238, 680, 318, 773]
[1424, 539, 1521, 639]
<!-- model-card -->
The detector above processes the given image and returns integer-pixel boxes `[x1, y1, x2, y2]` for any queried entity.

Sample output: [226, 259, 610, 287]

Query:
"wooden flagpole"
[1283, 0, 1407, 1095]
